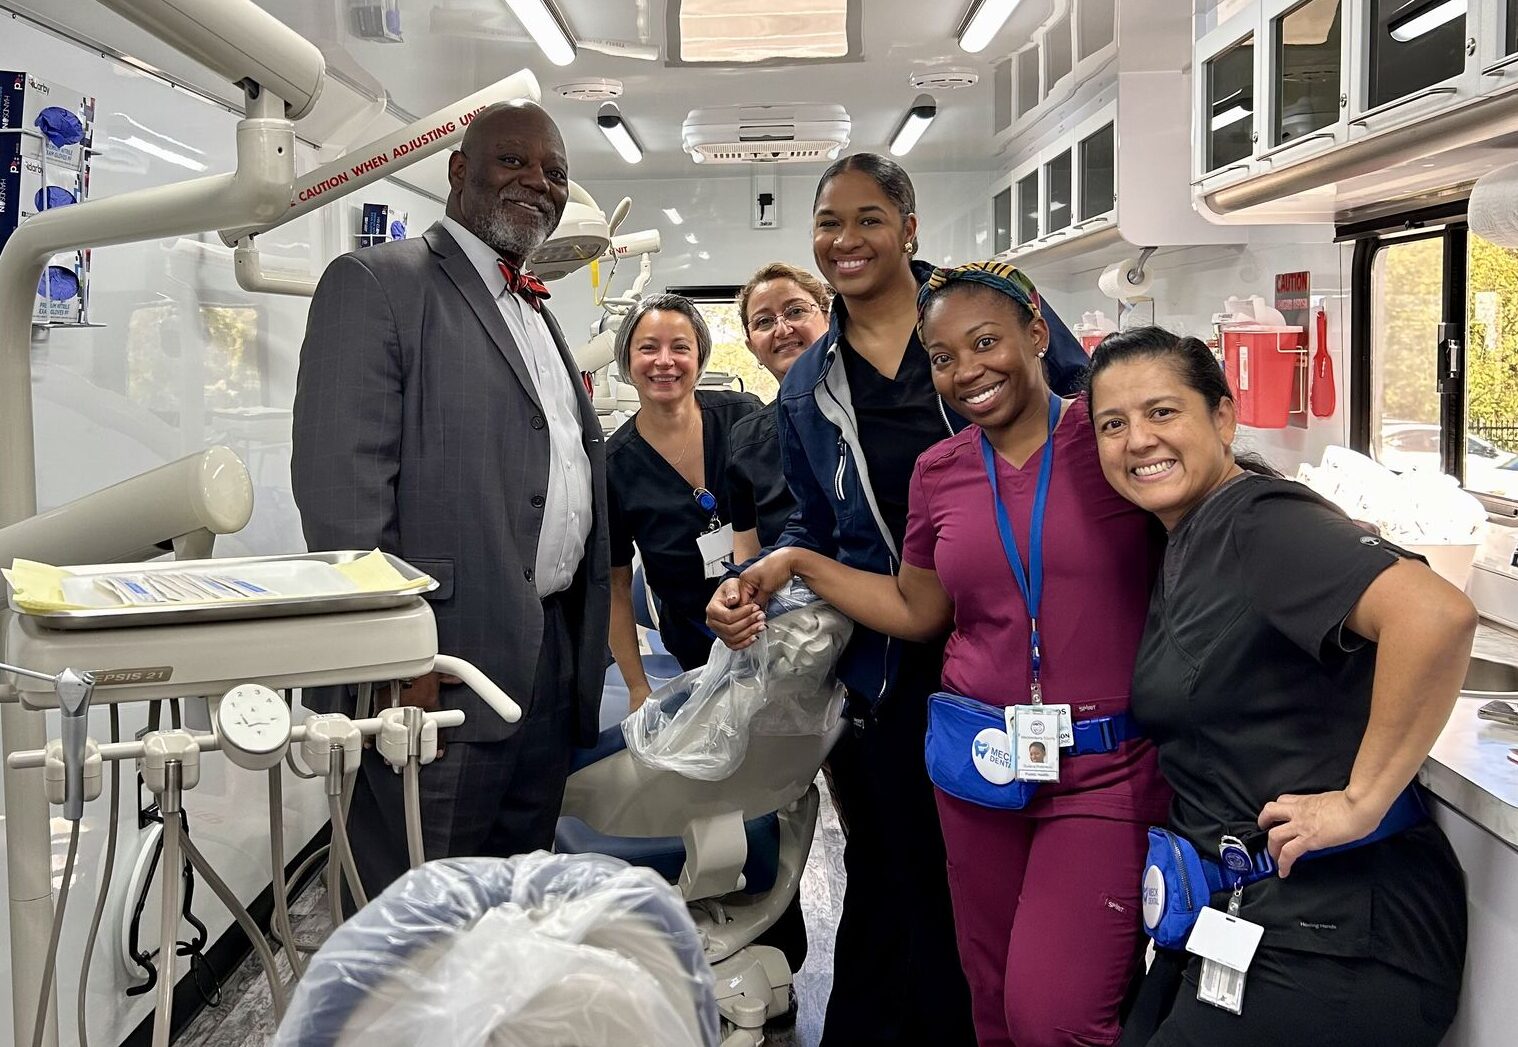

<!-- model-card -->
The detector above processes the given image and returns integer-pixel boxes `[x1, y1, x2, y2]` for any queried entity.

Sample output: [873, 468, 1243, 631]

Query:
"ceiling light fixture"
[1388, 0, 1465, 42]
[597, 102, 643, 164]
[957, 0, 1023, 55]
[502, 0, 576, 66]
[663, 208, 684, 225]
[889, 94, 938, 157]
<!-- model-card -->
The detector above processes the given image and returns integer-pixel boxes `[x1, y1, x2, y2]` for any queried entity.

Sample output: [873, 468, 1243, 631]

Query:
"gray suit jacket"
[291, 222, 610, 745]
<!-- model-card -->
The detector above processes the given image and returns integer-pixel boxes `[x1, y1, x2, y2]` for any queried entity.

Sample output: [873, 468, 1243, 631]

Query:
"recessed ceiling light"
[958, 0, 1023, 55]
[597, 102, 642, 164]
[890, 95, 938, 157]
[501, 0, 576, 66]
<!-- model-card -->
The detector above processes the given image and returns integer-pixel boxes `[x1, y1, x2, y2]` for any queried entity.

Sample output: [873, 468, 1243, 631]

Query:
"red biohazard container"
[1221, 324, 1304, 429]
[1079, 332, 1105, 356]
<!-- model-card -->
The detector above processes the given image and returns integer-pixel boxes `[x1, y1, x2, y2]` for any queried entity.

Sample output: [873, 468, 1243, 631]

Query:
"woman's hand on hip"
[706, 577, 765, 649]
[1257, 790, 1387, 878]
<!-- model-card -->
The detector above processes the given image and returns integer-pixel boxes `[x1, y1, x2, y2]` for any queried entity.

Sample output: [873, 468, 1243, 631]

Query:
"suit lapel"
[428, 224, 543, 412]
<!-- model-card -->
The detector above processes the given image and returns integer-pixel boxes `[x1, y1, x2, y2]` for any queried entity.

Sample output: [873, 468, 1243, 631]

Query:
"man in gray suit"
[291, 100, 609, 901]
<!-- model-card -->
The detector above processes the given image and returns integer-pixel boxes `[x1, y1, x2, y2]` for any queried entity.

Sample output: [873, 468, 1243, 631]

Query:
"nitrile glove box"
[0, 71, 93, 168]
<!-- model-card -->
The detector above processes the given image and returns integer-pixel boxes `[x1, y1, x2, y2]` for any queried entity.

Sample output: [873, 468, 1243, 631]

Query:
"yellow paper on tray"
[332, 550, 434, 593]
[2, 559, 86, 613]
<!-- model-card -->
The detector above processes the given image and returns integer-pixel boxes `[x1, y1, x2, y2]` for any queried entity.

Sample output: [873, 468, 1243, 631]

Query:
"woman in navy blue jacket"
[707, 153, 1089, 1046]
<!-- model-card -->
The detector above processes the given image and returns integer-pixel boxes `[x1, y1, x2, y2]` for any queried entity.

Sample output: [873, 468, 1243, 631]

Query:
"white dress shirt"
[441, 216, 593, 598]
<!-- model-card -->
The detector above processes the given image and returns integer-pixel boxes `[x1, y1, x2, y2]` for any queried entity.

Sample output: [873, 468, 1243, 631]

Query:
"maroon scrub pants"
[936, 790, 1149, 1047]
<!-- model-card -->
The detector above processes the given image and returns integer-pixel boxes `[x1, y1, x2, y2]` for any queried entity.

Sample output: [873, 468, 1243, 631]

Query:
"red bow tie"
[498, 259, 551, 312]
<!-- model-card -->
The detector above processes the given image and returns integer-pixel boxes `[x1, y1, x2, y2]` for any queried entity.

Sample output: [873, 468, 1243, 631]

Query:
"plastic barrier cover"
[623, 580, 852, 780]
[274, 852, 720, 1047]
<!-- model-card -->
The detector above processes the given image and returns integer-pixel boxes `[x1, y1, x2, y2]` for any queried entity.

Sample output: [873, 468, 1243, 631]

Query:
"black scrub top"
[607, 388, 763, 671]
[1132, 474, 1465, 987]
[840, 334, 952, 552]
[726, 402, 794, 549]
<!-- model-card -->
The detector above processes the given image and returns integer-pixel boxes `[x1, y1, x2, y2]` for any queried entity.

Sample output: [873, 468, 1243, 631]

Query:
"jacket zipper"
[1167, 831, 1195, 912]
[936, 395, 953, 435]
[834, 436, 847, 500]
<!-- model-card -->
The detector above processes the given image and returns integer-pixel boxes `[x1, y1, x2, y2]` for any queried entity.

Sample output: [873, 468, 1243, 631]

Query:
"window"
[994, 58, 1013, 133]
[667, 291, 779, 402]
[1045, 150, 1072, 234]
[1366, 0, 1465, 111]
[127, 303, 268, 418]
[1077, 0, 1116, 61]
[1272, 0, 1342, 147]
[1353, 220, 1518, 508]
[1016, 49, 1040, 118]
[1205, 34, 1255, 171]
[1078, 123, 1116, 219]
[1509, 0, 1518, 58]
[1043, 14, 1073, 95]
[1016, 171, 1040, 245]
[994, 187, 1012, 255]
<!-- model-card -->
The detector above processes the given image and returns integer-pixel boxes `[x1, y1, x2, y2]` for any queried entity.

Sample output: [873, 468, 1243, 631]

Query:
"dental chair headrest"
[274, 852, 720, 1047]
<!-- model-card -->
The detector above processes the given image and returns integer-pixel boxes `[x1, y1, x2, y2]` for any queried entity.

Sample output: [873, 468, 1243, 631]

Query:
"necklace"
[657, 408, 700, 468]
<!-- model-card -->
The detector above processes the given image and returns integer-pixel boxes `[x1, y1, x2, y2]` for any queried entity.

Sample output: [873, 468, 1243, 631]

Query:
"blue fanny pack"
[1140, 786, 1428, 949]
[924, 691, 1140, 810]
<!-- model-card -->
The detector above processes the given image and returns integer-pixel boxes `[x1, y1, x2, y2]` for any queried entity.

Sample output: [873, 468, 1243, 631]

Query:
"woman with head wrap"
[736, 261, 1172, 1047]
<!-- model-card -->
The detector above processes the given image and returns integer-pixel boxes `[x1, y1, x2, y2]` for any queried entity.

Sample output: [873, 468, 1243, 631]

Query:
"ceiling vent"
[554, 78, 624, 102]
[682, 104, 851, 164]
[910, 67, 979, 91]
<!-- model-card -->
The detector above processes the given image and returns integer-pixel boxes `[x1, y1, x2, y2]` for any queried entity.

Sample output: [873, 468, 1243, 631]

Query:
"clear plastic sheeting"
[274, 852, 720, 1047]
[624, 581, 852, 780]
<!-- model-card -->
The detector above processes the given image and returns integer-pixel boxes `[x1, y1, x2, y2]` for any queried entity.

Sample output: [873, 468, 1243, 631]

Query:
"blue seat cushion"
[555, 811, 781, 896]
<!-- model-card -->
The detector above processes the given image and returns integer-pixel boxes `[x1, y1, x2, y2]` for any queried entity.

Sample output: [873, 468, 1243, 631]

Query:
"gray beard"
[471, 203, 555, 261]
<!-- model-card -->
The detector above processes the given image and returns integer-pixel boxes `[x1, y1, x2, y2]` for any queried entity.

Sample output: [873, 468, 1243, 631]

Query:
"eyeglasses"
[748, 302, 821, 334]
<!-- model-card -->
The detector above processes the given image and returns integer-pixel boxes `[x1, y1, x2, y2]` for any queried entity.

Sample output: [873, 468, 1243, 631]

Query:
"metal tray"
[7, 551, 437, 631]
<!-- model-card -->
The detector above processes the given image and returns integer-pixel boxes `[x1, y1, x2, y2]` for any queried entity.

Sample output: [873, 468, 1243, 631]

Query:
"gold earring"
[903, 241, 916, 254]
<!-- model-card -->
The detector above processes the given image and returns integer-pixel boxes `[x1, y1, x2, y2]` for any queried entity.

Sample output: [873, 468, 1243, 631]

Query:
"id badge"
[1006, 705, 1060, 782]
[697, 524, 734, 580]
[1186, 906, 1264, 1015]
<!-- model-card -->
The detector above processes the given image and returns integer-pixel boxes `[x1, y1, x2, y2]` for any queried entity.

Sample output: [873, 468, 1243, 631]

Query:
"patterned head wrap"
[916, 260, 1044, 335]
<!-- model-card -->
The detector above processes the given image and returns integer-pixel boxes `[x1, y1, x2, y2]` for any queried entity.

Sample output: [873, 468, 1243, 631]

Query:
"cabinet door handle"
[1258, 131, 1337, 163]
[1349, 86, 1458, 127]
[1073, 215, 1113, 231]
[1483, 53, 1518, 76]
[1190, 163, 1250, 187]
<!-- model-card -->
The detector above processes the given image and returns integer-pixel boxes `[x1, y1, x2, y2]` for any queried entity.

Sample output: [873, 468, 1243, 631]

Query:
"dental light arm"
[94, 0, 325, 119]
[220, 69, 543, 247]
[570, 228, 662, 373]
[0, 447, 252, 570]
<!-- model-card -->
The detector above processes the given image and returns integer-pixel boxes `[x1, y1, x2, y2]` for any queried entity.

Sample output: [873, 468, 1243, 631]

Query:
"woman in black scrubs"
[727, 262, 832, 562]
[606, 293, 761, 711]
[1086, 327, 1473, 1047]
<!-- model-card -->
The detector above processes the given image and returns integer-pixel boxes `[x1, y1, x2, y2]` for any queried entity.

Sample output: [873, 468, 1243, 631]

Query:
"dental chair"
[274, 852, 720, 1047]
[557, 593, 852, 1041]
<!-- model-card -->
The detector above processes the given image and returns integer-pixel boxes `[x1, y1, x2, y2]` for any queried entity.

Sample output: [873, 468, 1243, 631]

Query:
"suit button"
[531, 494, 545, 508]
[523, 568, 534, 582]
[531, 415, 545, 430]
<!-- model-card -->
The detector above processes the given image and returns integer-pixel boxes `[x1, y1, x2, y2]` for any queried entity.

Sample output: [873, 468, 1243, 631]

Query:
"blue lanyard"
[979, 392, 1060, 704]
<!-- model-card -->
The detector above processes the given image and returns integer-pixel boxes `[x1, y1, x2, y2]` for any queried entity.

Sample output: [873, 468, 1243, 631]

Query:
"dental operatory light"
[663, 208, 684, 225]
[502, 0, 577, 66]
[957, 0, 1023, 55]
[598, 103, 643, 164]
[889, 95, 938, 157]
[1388, 0, 1465, 42]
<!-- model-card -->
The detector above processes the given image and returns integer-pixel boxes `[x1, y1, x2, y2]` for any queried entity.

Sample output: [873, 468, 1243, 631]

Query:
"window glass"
[1044, 14, 1073, 94]
[994, 187, 1012, 255]
[994, 58, 1013, 133]
[1045, 151, 1072, 233]
[1367, 0, 1465, 111]
[1369, 235, 1443, 474]
[1077, 0, 1116, 60]
[1272, 0, 1342, 147]
[689, 299, 778, 403]
[1206, 33, 1255, 171]
[1017, 172, 1039, 245]
[1079, 123, 1115, 219]
[1016, 49, 1040, 118]
[1509, 0, 1518, 57]
[1465, 231, 1518, 498]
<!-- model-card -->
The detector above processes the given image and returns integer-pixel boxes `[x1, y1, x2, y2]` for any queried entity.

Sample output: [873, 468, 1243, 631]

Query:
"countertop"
[1421, 620, 1518, 849]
